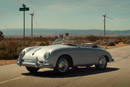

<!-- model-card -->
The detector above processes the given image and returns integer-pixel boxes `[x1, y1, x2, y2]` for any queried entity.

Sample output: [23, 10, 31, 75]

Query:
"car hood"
[22, 44, 73, 60]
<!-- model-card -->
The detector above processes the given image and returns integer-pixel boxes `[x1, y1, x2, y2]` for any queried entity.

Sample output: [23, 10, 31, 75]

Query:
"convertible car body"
[17, 38, 114, 73]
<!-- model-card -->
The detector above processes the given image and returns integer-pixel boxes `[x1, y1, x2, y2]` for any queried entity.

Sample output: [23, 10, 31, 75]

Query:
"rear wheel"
[26, 67, 39, 73]
[95, 56, 107, 69]
[55, 57, 70, 73]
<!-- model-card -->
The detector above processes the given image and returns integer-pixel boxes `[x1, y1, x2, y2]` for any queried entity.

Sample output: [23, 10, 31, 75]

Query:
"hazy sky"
[0, 0, 130, 30]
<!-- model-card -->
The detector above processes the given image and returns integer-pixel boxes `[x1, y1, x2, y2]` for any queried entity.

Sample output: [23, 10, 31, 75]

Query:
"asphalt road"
[0, 46, 130, 87]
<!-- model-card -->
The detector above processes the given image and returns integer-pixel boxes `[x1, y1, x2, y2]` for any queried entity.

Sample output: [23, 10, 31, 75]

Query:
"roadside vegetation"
[0, 35, 130, 60]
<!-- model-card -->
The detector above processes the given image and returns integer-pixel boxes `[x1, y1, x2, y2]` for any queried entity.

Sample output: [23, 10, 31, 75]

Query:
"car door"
[71, 46, 98, 65]
[80, 47, 99, 64]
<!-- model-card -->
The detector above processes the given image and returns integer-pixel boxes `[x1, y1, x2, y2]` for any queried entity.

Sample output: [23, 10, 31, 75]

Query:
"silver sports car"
[17, 38, 114, 73]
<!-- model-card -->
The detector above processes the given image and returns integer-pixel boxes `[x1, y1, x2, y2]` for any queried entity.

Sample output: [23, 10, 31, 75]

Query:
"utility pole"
[19, 4, 29, 38]
[103, 14, 106, 37]
[30, 13, 34, 38]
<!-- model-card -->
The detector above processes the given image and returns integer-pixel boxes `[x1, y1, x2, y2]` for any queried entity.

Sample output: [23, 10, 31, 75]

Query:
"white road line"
[0, 76, 25, 85]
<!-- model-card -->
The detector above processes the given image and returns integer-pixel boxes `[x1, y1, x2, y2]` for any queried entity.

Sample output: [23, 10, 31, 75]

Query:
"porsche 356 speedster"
[17, 38, 114, 73]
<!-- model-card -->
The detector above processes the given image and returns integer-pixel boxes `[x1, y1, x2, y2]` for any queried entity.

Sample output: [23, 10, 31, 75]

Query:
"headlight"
[19, 51, 25, 58]
[44, 52, 50, 60]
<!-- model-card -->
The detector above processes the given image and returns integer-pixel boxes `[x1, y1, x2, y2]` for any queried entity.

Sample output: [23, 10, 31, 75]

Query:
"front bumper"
[17, 58, 53, 68]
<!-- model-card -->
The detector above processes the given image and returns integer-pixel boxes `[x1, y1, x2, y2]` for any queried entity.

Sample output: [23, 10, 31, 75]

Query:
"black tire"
[72, 66, 78, 70]
[54, 57, 70, 73]
[95, 56, 107, 70]
[26, 67, 39, 73]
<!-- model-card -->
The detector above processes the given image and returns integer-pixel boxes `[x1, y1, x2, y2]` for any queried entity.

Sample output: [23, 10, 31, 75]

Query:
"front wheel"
[54, 57, 70, 73]
[26, 67, 39, 73]
[95, 56, 107, 70]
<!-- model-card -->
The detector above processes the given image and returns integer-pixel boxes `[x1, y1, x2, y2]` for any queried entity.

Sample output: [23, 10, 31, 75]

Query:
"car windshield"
[52, 37, 101, 48]
[52, 37, 79, 46]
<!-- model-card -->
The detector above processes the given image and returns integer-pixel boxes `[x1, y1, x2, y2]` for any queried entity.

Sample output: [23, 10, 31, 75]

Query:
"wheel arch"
[56, 54, 74, 67]
[103, 55, 110, 62]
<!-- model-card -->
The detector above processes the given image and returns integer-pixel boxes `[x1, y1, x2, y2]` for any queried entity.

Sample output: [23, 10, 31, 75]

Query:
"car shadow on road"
[22, 67, 119, 78]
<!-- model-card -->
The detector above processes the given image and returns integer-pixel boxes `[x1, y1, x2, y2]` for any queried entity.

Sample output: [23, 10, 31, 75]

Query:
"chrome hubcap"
[58, 59, 68, 72]
[99, 57, 107, 68]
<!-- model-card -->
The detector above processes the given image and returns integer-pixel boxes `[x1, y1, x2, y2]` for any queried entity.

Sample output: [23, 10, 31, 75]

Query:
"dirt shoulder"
[0, 60, 17, 66]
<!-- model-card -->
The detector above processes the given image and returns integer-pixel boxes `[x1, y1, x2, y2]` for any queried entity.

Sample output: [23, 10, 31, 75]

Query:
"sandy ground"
[0, 46, 130, 87]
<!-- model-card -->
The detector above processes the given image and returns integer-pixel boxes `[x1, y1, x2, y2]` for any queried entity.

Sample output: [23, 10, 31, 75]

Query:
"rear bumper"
[17, 58, 53, 68]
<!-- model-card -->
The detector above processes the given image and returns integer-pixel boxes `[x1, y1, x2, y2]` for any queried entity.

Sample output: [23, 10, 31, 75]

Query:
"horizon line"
[1, 28, 130, 31]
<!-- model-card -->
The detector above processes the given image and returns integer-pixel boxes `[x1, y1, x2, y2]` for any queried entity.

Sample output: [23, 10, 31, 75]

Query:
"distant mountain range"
[1, 29, 130, 36]
[71, 29, 130, 36]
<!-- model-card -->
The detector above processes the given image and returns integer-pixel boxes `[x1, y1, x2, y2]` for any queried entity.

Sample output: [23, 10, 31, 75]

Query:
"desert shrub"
[100, 41, 107, 46]
[107, 41, 116, 46]
[0, 41, 6, 50]
[116, 37, 123, 43]
[39, 41, 49, 46]
[0, 51, 8, 59]
[16, 46, 26, 54]
[124, 40, 130, 44]
[0, 50, 16, 60]
[0, 46, 26, 60]
[86, 35, 101, 42]
[118, 36, 130, 44]
[94, 40, 103, 45]
[0, 40, 26, 60]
